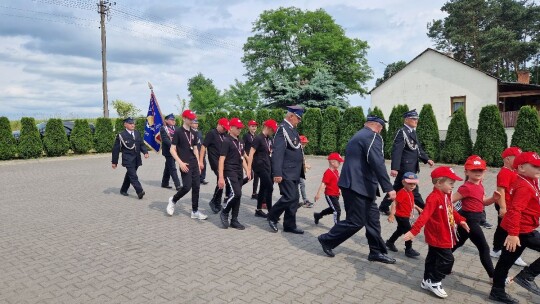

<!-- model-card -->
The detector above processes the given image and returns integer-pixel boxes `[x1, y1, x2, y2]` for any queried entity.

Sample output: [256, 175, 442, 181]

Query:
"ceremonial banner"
[143, 90, 164, 151]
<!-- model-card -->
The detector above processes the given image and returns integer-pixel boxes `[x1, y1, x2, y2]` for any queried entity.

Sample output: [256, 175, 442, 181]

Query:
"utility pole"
[98, 1, 113, 118]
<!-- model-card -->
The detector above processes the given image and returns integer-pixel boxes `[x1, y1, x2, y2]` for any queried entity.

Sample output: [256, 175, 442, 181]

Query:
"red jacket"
[409, 188, 465, 248]
[501, 175, 540, 236]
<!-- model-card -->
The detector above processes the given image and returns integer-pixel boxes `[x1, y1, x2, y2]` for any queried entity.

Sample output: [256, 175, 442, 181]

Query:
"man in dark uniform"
[243, 120, 259, 199]
[111, 117, 149, 199]
[317, 115, 397, 264]
[379, 109, 434, 215]
[200, 118, 230, 213]
[160, 113, 181, 190]
[192, 119, 208, 185]
[267, 106, 305, 234]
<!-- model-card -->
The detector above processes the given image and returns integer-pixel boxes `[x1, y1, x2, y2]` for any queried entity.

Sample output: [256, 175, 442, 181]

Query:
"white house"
[370, 48, 540, 143]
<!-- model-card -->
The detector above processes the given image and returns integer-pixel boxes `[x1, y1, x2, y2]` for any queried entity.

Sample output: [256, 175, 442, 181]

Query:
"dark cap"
[165, 113, 175, 120]
[403, 109, 419, 119]
[286, 105, 304, 119]
[123, 117, 134, 124]
[366, 115, 387, 125]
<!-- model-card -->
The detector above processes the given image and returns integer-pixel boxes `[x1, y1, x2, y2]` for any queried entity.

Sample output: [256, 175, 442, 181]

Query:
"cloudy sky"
[0, 0, 446, 120]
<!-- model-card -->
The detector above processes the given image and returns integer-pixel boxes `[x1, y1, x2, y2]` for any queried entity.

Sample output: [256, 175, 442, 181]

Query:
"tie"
[130, 131, 134, 139]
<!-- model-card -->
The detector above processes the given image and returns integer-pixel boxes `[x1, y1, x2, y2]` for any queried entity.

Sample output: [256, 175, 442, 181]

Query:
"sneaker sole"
[421, 281, 448, 298]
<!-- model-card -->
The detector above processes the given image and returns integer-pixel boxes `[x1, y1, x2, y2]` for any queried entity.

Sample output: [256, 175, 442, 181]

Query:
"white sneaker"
[490, 250, 501, 258]
[166, 197, 175, 216]
[421, 279, 448, 298]
[514, 257, 527, 267]
[191, 211, 208, 220]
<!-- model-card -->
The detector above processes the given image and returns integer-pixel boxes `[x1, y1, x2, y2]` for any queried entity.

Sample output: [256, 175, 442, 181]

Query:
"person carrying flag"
[159, 113, 181, 190]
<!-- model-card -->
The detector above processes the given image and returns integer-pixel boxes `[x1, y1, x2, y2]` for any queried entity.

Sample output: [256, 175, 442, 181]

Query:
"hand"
[491, 191, 501, 202]
[314, 194, 320, 202]
[504, 235, 521, 252]
[305, 164, 311, 170]
[428, 159, 435, 167]
[274, 176, 283, 183]
[499, 207, 507, 218]
[403, 231, 414, 241]
[179, 162, 189, 173]
[390, 170, 398, 177]
[460, 221, 470, 233]
[388, 214, 395, 223]
[112, 164, 117, 169]
[416, 207, 423, 213]
[199, 162, 205, 172]
[144, 153, 149, 159]
[387, 190, 397, 201]
[218, 177, 225, 189]
[246, 171, 252, 180]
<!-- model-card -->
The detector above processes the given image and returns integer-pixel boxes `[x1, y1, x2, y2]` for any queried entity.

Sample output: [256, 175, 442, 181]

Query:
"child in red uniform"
[489, 151, 540, 303]
[314, 152, 344, 225]
[386, 172, 423, 258]
[404, 166, 469, 298]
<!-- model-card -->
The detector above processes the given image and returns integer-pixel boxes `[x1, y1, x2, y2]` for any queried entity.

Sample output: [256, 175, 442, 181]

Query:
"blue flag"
[144, 90, 164, 151]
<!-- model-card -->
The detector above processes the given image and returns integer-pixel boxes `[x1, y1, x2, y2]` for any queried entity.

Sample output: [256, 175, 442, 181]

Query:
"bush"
[204, 112, 217, 136]
[440, 107, 473, 164]
[43, 119, 70, 157]
[385, 104, 409, 159]
[256, 109, 271, 133]
[240, 109, 256, 136]
[228, 110, 242, 120]
[94, 118, 115, 153]
[114, 118, 124, 134]
[18, 117, 43, 159]
[270, 108, 286, 123]
[368, 106, 387, 150]
[474, 105, 507, 167]
[301, 108, 322, 155]
[339, 107, 365, 154]
[417, 104, 440, 162]
[511, 105, 540, 153]
[216, 110, 228, 121]
[0, 117, 17, 160]
[135, 117, 146, 135]
[70, 119, 93, 154]
[319, 107, 341, 155]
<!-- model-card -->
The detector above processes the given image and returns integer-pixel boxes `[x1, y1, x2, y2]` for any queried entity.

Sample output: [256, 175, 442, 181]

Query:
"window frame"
[450, 95, 466, 115]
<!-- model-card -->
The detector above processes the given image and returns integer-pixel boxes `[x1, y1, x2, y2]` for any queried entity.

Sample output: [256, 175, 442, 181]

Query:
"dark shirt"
[220, 134, 244, 173]
[251, 133, 272, 172]
[171, 126, 197, 163]
[203, 128, 225, 171]
[243, 132, 257, 155]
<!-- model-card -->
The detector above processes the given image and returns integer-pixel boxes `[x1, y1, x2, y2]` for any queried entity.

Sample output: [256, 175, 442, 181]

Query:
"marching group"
[111, 107, 539, 303]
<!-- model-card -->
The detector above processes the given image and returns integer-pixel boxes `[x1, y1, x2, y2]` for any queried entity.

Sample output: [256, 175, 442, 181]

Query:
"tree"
[474, 105, 507, 167]
[243, 7, 372, 96]
[339, 107, 365, 154]
[0, 117, 17, 160]
[375, 61, 407, 87]
[135, 117, 146, 135]
[368, 107, 387, 147]
[228, 110, 242, 120]
[417, 104, 440, 162]
[301, 108, 322, 155]
[18, 117, 43, 159]
[385, 104, 409, 159]
[204, 112, 217, 136]
[222, 80, 262, 111]
[94, 118, 115, 153]
[112, 99, 140, 118]
[511, 105, 540, 153]
[43, 119, 70, 157]
[188, 73, 226, 113]
[319, 107, 341, 154]
[440, 108, 473, 164]
[70, 119, 93, 154]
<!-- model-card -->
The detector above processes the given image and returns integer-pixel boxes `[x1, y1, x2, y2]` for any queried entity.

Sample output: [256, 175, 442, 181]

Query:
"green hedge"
[70, 119, 93, 154]
[474, 105, 507, 167]
[385, 104, 409, 159]
[270, 108, 286, 123]
[94, 118, 115, 153]
[440, 108, 472, 164]
[339, 107, 365, 154]
[301, 108, 322, 155]
[256, 109, 271, 133]
[135, 117, 146, 135]
[43, 118, 70, 157]
[511, 105, 540, 153]
[240, 109, 256, 136]
[417, 104, 440, 162]
[114, 118, 124, 134]
[319, 107, 341, 155]
[18, 117, 43, 159]
[0, 117, 17, 160]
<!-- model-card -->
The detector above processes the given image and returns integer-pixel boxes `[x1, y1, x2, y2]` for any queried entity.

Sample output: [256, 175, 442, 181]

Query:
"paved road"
[0, 154, 537, 303]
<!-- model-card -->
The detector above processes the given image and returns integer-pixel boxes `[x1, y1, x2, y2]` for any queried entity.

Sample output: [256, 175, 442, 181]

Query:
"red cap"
[248, 120, 258, 126]
[182, 109, 197, 120]
[502, 147, 522, 158]
[299, 135, 309, 143]
[328, 152, 344, 162]
[466, 155, 482, 162]
[218, 118, 230, 131]
[465, 158, 487, 170]
[513, 151, 540, 169]
[229, 117, 244, 129]
[431, 166, 463, 181]
[263, 119, 278, 132]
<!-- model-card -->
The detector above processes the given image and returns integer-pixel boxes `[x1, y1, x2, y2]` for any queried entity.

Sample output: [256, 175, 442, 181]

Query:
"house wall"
[370, 50, 499, 139]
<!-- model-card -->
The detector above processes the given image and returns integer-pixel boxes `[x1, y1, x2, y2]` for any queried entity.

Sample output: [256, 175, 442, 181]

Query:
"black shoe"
[120, 191, 128, 196]
[175, 186, 182, 191]
[161, 185, 172, 189]
[254, 209, 267, 218]
[137, 191, 145, 199]
[318, 236, 335, 257]
[405, 248, 420, 258]
[385, 241, 398, 252]
[379, 208, 390, 216]
[303, 200, 314, 208]
[200, 180, 209, 185]
[489, 287, 520, 303]
[220, 211, 229, 229]
[230, 219, 245, 230]
[283, 228, 304, 234]
[251, 193, 258, 200]
[268, 219, 278, 233]
[514, 267, 540, 295]
[368, 253, 396, 264]
[209, 201, 220, 214]
[482, 222, 493, 229]
[314, 212, 322, 225]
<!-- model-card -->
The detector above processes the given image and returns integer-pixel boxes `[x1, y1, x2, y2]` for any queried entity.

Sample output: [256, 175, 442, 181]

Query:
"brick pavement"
[0, 154, 537, 303]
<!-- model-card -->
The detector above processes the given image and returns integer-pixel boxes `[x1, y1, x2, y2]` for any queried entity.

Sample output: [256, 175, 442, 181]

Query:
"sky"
[0, 0, 447, 120]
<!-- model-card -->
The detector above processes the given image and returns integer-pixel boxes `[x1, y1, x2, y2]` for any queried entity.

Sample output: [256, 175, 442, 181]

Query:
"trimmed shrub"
[440, 107, 473, 164]
[270, 108, 286, 123]
[256, 109, 271, 133]
[319, 107, 341, 155]
[301, 108, 322, 155]
[228, 110, 242, 120]
[511, 105, 540, 153]
[417, 104, 440, 162]
[339, 107, 365, 154]
[94, 118, 115, 153]
[0, 117, 17, 160]
[175, 117, 182, 126]
[204, 112, 217, 135]
[368, 106, 387, 150]
[385, 104, 409, 159]
[135, 117, 146, 135]
[216, 110, 228, 121]
[240, 109, 256, 136]
[43, 119, 70, 157]
[114, 118, 124, 134]
[70, 119, 93, 154]
[474, 105, 507, 167]
[18, 117, 43, 159]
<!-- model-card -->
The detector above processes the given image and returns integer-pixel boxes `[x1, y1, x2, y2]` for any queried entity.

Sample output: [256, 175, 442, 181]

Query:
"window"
[451, 96, 466, 114]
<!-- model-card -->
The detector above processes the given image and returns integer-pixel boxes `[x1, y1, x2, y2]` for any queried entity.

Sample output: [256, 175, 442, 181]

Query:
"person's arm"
[248, 147, 256, 170]
[170, 145, 189, 173]
[404, 195, 438, 240]
[242, 156, 251, 180]
[390, 129, 404, 174]
[199, 145, 207, 168]
[483, 191, 501, 206]
[388, 201, 397, 223]
[367, 133, 395, 198]
[271, 126, 286, 183]
[160, 127, 172, 147]
[218, 156, 225, 189]
[314, 182, 325, 202]
[111, 134, 121, 168]
[139, 132, 149, 156]
[497, 186, 507, 217]
[451, 191, 464, 204]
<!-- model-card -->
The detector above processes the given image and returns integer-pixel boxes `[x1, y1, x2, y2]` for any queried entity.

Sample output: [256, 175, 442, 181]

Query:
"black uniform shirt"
[220, 134, 244, 173]
[203, 128, 225, 170]
[171, 126, 197, 162]
[243, 132, 256, 155]
[251, 133, 272, 171]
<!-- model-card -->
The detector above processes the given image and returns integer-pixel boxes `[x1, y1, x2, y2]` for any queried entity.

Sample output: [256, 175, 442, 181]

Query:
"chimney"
[517, 70, 530, 84]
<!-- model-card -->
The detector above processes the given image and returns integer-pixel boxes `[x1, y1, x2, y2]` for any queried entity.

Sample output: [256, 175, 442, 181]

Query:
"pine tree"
[43, 119, 70, 156]
[440, 107, 473, 164]
[18, 117, 43, 159]
[474, 105, 507, 167]
[70, 119, 93, 154]
[301, 108, 322, 155]
[338, 107, 365, 154]
[511, 105, 540, 153]
[319, 107, 341, 154]
[0, 117, 17, 160]
[417, 104, 440, 162]
[385, 104, 409, 159]
[94, 118, 115, 153]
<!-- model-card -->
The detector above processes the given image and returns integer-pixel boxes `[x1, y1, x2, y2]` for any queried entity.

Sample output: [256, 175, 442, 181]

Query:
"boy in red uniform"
[404, 166, 470, 298]
[385, 172, 423, 258]
[313, 152, 344, 225]
[489, 151, 540, 303]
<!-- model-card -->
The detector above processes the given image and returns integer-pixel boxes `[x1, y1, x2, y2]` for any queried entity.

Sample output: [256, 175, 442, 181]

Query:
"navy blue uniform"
[112, 129, 148, 195]
[251, 133, 274, 211]
[160, 125, 181, 189]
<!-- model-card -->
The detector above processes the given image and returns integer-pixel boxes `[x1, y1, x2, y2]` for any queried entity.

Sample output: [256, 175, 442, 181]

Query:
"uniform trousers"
[268, 179, 300, 230]
[492, 204, 506, 252]
[161, 156, 180, 188]
[387, 216, 413, 249]
[379, 171, 425, 212]
[210, 168, 224, 208]
[252, 172, 259, 195]
[121, 165, 143, 194]
[223, 171, 243, 220]
[319, 195, 341, 224]
[172, 159, 200, 212]
[425, 246, 454, 282]
[255, 168, 273, 211]
[299, 178, 307, 201]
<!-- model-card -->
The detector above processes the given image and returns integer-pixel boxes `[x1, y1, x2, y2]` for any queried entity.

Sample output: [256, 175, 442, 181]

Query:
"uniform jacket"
[159, 125, 175, 157]
[271, 120, 305, 181]
[112, 130, 148, 167]
[338, 126, 393, 198]
[390, 126, 430, 173]
[501, 175, 540, 236]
